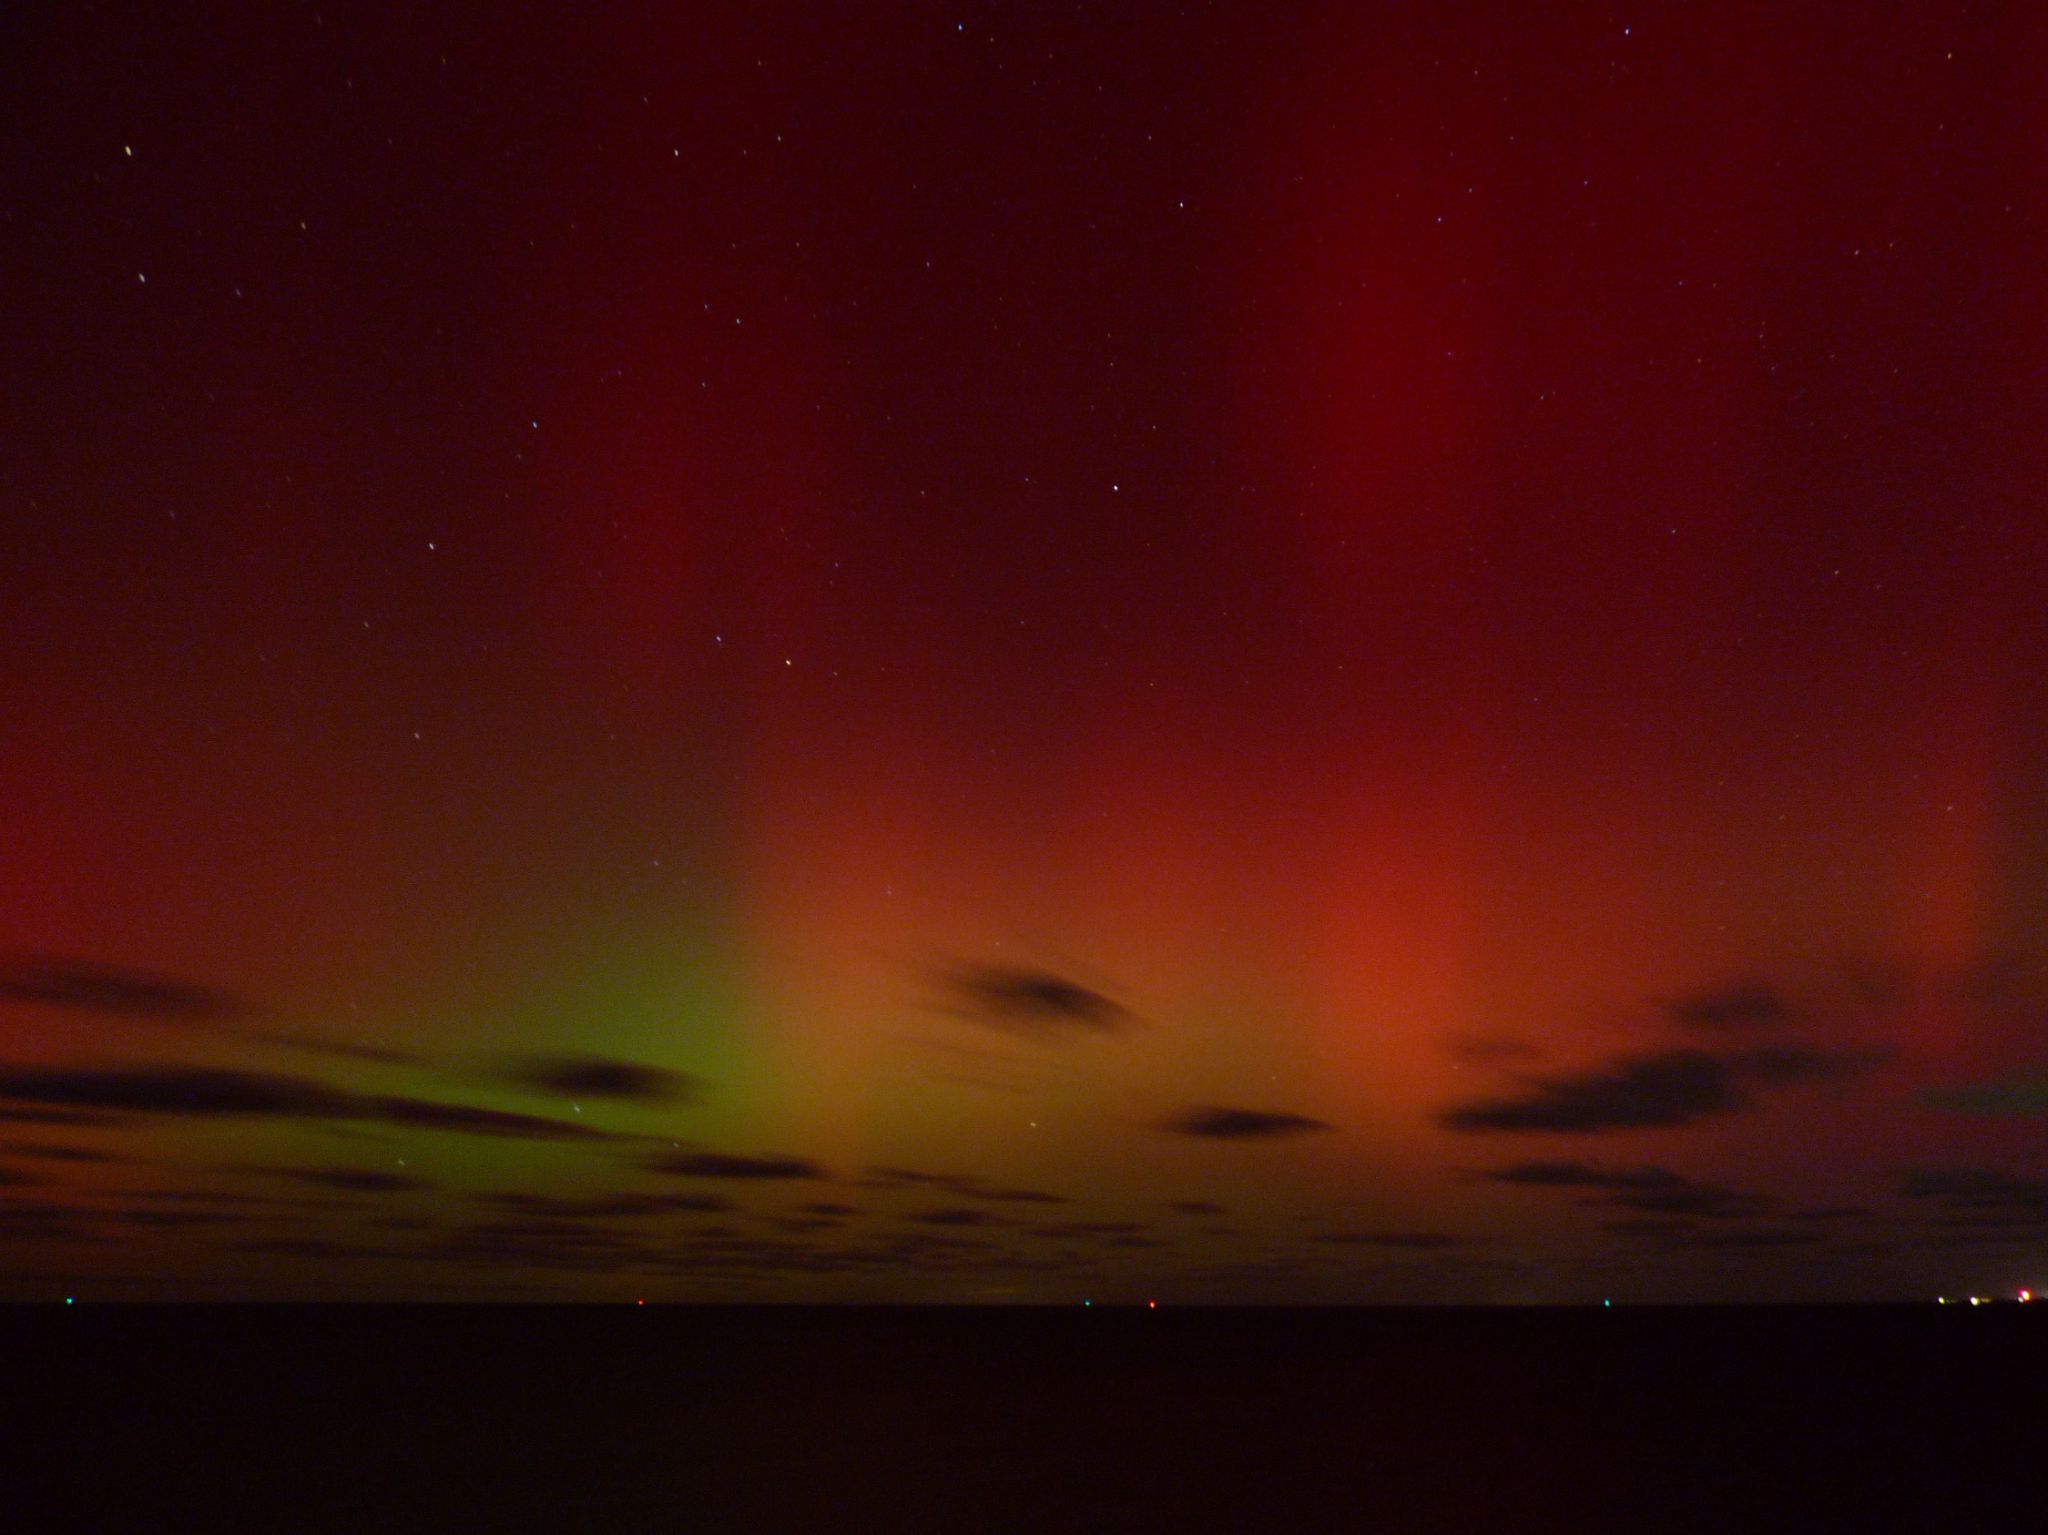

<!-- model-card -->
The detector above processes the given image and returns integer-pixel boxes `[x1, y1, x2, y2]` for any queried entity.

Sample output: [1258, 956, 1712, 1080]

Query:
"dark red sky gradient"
[4, 2, 2048, 1301]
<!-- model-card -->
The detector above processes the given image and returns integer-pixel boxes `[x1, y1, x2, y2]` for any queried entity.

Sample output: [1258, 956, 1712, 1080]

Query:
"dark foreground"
[3, 1305, 2041, 1531]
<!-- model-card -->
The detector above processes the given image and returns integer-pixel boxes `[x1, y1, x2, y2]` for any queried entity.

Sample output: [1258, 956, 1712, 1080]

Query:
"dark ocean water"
[3, 1305, 2040, 1531]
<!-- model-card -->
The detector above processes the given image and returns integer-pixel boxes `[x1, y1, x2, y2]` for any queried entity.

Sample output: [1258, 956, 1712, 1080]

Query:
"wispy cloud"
[1479, 1160, 1683, 1190]
[1439, 1046, 1882, 1134]
[1029, 1220, 1149, 1240]
[1902, 1167, 2048, 1228]
[1600, 1219, 1818, 1251]
[0, 954, 414, 1065]
[500, 1054, 696, 1104]
[1920, 1067, 2048, 1118]
[910, 1207, 998, 1227]
[1162, 1106, 1331, 1140]
[1666, 983, 1790, 1031]
[476, 1191, 733, 1219]
[0, 1105, 116, 1127]
[0, 956, 245, 1021]
[0, 1064, 618, 1141]
[265, 1166, 429, 1194]
[0, 1141, 121, 1164]
[856, 1165, 1066, 1203]
[1478, 1160, 1769, 1220]
[1310, 1231, 1460, 1249]
[645, 1150, 826, 1180]
[1444, 1034, 1543, 1065]
[1442, 1051, 1741, 1132]
[366, 1095, 615, 1140]
[941, 964, 1133, 1038]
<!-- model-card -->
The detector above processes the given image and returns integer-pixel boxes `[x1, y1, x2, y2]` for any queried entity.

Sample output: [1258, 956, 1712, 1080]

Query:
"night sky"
[5, 1, 2048, 1302]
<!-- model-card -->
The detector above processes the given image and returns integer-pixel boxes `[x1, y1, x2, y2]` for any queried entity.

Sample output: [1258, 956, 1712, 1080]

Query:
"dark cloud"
[107, 1206, 248, 1229]
[1163, 1106, 1331, 1140]
[0, 1105, 117, 1127]
[123, 1188, 289, 1209]
[237, 1236, 393, 1262]
[1480, 1160, 1766, 1219]
[646, 1150, 826, 1180]
[1686, 1227, 1820, 1251]
[1902, 1167, 2048, 1229]
[1833, 956, 1913, 1011]
[962, 1184, 1068, 1205]
[1667, 983, 1790, 1031]
[857, 1166, 1067, 1203]
[502, 1053, 696, 1104]
[1609, 1184, 1768, 1221]
[912, 1207, 995, 1227]
[1920, 1226, 2036, 1249]
[479, 1191, 733, 1219]
[273, 1167, 428, 1194]
[799, 1201, 859, 1218]
[1030, 1220, 1149, 1239]
[0, 955, 415, 1066]
[1480, 1161, 1684, 1191]
[365, 1095, 615, 1141]
[1442, 1051, 1740, 1132]
[624, 1223, 1070, 1279]
[1727, 1045, 1885, 1085]
[0, 955, 245, 1020]
[0, 1064, 617, 1142]
[0, 1141, 119, 1164]
[1170, 1200, 1226, 1216]
[766, 1214, 839, 1234]
[1439, 1046, 1881, 1134]
[1939, 950, 2038, 1006]
[1311, 1231, 1460, 1250]
[1600, 1217, 1693, 1243]
[245, 1032, 422, 1066]
[1920, 1068, 2048, 1117]
[0, 1202, 84, 1238]
[861, 1165, 964, 1188]
[943, 964, 1132, 1038]
[0, 1167, 38, 1187]
[1444, 1034, 1542, 1065]
[1602, 1218, 1818, 1251]
[433, 1217, 663, 1272]
[0, 1065, 353, 1117]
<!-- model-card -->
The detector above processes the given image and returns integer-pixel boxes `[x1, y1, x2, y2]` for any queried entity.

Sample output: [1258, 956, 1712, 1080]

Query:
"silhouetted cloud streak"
[0, 956, 245, 1021]
[1481, 1161, 1684, 1190]
[1164, 1106, 1331, 1140]
[1667, 984, 1790, 1031]
[1920, 1068, 2048, 1117]
[944, 965, 1132, 1038]
[502, 1054, 696, 1104]
[0, 1065, 616, 1141]
[646, 1151, 826, 1180]
[272, 1167, 428, 1194]
[479, 1191, 732, 1218]
[1311, 1231, 1460, 1249]
[1481, 1160, 1766, 1218]
[0, 955, 414, 1065]
[1440, 1046, 1881, 1133]
[1903, 1167, 2048, 1229]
